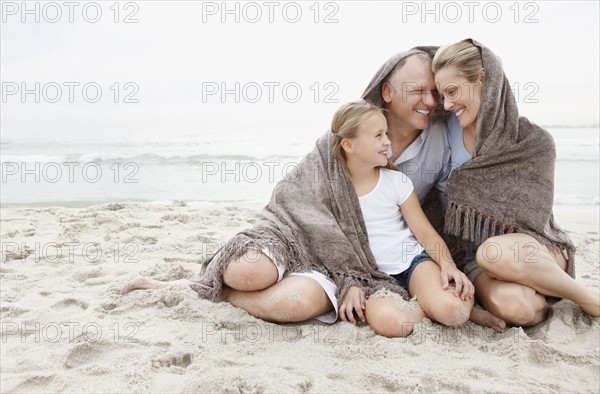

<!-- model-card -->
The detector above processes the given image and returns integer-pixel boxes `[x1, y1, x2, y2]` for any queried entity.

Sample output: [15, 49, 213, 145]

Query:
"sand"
[1, 201, 598, 393]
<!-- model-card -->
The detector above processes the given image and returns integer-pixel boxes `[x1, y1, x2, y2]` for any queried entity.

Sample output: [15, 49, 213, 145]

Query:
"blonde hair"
[432, 40, 483, 82]
[330, 100, 396, 170]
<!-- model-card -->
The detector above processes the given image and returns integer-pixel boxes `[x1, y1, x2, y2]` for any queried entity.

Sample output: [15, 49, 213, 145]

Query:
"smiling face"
[382, 55, 439, 132]
[343, 111, 391, 168]
[435, 65, 484, 133]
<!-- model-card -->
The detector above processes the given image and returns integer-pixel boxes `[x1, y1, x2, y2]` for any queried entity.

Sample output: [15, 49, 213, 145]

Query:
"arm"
[400, 192, 473, 300]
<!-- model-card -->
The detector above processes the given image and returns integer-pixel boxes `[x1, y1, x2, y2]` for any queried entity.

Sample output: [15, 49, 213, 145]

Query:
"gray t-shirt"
[392, 118, 451, 211]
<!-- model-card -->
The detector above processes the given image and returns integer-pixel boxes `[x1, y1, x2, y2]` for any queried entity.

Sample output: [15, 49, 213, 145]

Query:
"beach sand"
[1, 201, 598, 393]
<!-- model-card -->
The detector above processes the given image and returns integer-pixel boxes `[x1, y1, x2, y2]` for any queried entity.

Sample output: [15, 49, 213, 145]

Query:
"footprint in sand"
[296, 379, 314, 394]
[72, 268, 105, 283]
[124, 235, 158, 245]
[64, 342, 106, 369]
[7, 374, 66, 393]
[52, 298, 89, 310]
[23, 228, 36, 237]
[3, 229, 19, 237]
[151, 352, 193, 374]
[117, 222, 142, 232]
[185, 234, 214, 243]
[0, 306, 30, 318]
[161, 214, 191, 223]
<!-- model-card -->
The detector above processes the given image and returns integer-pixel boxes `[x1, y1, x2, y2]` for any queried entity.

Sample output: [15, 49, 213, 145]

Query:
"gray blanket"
[191, 131, 409, 305]
[443, 39, 575, 276]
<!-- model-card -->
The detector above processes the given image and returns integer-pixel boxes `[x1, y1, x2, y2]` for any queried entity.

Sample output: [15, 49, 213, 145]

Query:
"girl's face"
[435, 65, 484, 132]
[344, 112, 391, 168]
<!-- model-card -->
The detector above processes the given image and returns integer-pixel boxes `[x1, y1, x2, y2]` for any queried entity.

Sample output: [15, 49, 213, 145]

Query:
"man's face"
[383, 56, 439, 132]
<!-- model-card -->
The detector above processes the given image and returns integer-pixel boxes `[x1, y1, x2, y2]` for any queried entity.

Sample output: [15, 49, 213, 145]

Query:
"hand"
[339, 285, 366, 324]
[440, 263, 474, 301]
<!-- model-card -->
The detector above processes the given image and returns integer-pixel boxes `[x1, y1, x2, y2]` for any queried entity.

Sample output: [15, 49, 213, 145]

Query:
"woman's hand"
[440, 263, 474, 301]
[339, 285, 366, 324]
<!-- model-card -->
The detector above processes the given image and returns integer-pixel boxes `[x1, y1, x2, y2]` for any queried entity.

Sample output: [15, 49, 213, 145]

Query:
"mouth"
[414, 109, 430, 117]
[455, 108, 466, 117]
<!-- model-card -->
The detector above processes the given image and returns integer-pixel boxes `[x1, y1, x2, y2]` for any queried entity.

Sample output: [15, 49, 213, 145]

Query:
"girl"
[331, 100, 475, 337]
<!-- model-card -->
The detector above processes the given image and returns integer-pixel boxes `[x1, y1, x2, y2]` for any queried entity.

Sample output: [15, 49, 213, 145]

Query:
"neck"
[385, 114, 422, 161]
[345, 160, 379, 184]
[464, 123, 476, 138]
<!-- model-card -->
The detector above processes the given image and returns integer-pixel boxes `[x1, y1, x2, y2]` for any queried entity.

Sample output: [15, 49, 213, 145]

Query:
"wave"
[0, 153, 304, 166]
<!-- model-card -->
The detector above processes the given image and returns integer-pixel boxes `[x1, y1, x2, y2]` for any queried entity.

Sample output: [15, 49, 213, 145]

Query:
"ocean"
[1, 127, 598, 209]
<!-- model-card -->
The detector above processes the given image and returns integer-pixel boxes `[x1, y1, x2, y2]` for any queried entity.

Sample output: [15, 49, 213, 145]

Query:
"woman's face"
[435, 65, 484, 132]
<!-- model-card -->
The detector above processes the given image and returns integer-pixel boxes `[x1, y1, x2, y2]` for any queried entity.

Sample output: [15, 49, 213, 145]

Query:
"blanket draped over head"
[361, 45, 447, 232]
[443, 39, 575, 277]
[191, 131, 409, 305]
[362, 46, 439, 108]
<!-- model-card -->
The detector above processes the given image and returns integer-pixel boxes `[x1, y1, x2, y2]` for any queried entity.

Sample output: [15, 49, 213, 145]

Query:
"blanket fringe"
[443, 202, 576, 278]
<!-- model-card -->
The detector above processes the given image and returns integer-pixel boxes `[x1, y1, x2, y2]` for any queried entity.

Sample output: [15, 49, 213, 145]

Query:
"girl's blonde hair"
[330, 99, 396, 170]
[432, 40, 483, 82]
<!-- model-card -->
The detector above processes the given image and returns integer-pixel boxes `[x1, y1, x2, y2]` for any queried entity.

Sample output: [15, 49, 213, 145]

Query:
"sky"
[1, 0, 599, 143]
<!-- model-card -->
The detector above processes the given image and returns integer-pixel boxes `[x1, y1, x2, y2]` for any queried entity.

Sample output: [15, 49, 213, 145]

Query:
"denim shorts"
[391, 251, 432, 290]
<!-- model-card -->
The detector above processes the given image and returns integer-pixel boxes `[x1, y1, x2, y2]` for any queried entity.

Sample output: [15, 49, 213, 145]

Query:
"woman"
[432, 39, 600, 325]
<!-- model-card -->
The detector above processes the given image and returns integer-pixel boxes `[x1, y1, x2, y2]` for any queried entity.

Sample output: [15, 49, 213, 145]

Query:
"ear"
[478, 69, 485, 84]
[341, 138, 353, 154]
[382, 82, 394, 104]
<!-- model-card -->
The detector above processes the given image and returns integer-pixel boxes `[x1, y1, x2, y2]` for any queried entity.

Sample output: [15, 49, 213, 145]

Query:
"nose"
[443, 98, 453, 111]
[422, 91, 437, 107]
[383, 135, 391, 146]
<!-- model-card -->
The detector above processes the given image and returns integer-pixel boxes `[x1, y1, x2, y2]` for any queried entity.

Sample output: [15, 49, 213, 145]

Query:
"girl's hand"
[441, 263, 474, 301]
[340, 285, 366, 324]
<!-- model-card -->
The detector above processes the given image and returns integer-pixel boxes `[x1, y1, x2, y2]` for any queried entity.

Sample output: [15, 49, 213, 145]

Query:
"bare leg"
[477, 234, 600, 317]
[408, 261, 473, 326]
[365, 297, 426, 338]
[223, 275, 332, 323]
[223, 250, 279, 292]
[473, 271, 549, 326]
[121, 276, 192, 294]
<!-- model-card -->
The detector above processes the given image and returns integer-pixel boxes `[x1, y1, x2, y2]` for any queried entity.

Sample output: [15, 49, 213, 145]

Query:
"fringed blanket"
[443, 39, 575, 277]
[191, 131, 409, 304]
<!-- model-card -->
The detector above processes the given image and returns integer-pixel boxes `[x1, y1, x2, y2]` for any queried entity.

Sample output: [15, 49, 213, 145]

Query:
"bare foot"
[580, 289, 600, 317]
[120, 276, 154, 294]
[469, 306, 507, 333]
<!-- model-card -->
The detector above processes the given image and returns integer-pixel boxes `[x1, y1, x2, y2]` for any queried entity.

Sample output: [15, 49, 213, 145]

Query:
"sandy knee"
[223, 251, 278, 291]
[427, 296, 471, 327]
[366, 298, 423, 338]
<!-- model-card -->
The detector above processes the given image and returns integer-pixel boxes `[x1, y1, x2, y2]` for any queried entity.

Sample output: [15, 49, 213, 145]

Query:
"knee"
[476, 237, 520, 276]
[426, 296, 471, 327]
[488, 290, 546, 326]
[366, 300, 415, 338]
[223, 253, 278, 291]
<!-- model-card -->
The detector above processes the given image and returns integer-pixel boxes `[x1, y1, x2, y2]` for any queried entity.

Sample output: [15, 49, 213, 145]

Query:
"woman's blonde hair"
[330, 100, 396, 170]
[432, 40, 483, 82]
